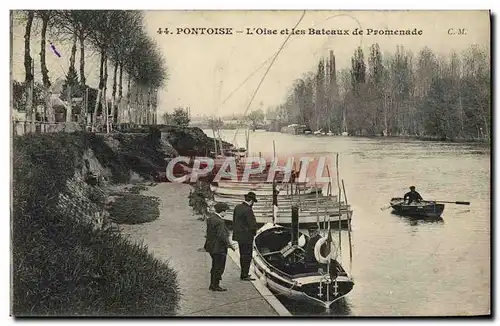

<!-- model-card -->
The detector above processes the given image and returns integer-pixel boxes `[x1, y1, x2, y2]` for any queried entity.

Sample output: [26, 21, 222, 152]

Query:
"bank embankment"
[12, 126, 220, 316]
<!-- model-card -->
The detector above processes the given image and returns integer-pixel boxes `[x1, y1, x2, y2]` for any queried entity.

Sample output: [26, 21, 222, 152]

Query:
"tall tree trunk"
[39, 14, 50, 88]
[23, 11, 34, 85]
[111, 61, 118, 124]
[93, 51, 105, 128]
[138, 86, 142, 124]
[79, 32, 86, 86]
[147, 87, 152, 124]
[69, 32, 77, 72]
[65, 32, 78, 123]
[138, 85, 142, 124]
[103, 55, 109, 132]
[23, 11, 34, 121]
[117, 63, 123, 123]
[126, 74, 131, 123]
[41, 13, 55, 124]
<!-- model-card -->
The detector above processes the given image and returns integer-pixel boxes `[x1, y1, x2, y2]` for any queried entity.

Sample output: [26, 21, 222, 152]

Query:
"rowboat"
[389, 197, 445, 218]
[252, 223, 354, 309]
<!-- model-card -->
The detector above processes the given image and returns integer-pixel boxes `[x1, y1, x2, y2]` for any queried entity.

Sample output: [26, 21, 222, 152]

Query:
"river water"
[204, 129, 491, 316]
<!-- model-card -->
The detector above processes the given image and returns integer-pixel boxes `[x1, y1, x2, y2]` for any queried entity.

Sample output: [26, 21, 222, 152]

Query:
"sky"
[11, 10, 490, 117]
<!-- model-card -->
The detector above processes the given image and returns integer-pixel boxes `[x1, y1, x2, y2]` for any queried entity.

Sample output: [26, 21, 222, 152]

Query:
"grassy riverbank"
[12, 130, 181, 316]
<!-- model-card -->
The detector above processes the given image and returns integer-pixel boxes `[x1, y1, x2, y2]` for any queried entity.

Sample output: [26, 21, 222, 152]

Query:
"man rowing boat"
[403, 186, 423, 204]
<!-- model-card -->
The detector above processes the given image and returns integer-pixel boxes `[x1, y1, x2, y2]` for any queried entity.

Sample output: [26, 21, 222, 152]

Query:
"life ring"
[314, 236, 337, 264]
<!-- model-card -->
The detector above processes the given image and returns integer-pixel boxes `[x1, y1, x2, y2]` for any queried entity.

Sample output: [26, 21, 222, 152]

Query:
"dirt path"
[120, 182, 278, 316]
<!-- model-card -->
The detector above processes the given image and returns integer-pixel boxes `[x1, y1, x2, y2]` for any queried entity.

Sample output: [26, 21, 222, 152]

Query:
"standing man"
[204, 202, 235, 291]
[232, 191, 258, 281]
[404, 186, 424, 204]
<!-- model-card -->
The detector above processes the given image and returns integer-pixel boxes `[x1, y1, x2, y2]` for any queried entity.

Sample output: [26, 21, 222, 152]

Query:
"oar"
[380, 202, 402, 210]
[431, 200, 470, 205]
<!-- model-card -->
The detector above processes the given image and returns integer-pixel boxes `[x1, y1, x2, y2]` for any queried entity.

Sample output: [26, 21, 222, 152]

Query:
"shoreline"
[193, 126, 489, 144]
[284, 132, 490, 144]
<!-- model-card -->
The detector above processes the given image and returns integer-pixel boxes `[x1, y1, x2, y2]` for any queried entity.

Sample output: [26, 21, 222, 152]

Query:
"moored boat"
[210, 183, 322, 197]
[213, 193, 338, 206]
[281, 124, 307, 135]
[218, 204, 352, 228]
[251, 210, 351, 228]
[389, 197, 445, 218]
[252, 223, 354, 309]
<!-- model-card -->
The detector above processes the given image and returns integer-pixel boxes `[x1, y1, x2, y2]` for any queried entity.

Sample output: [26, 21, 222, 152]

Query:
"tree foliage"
[246, 109, 265, 129]
[271, 44, 490, 141]
[14, 10, 167, 126]
[161, 107, 190, 127]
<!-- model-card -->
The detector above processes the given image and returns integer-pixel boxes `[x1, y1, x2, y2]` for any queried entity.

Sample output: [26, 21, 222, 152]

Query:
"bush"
[12, 210, 179, 316]
[12, 132, 180, 316]
[109, 194, 160, 225]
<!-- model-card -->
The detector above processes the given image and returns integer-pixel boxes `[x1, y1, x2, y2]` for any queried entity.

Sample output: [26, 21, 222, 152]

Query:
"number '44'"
[157, 28, 170, 34]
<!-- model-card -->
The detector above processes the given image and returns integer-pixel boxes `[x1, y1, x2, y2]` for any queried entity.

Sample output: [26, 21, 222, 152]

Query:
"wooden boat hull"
[224, 212, 351, 229]
[210, 184, 322, 196]
[389, 197, 445, 218]
[212, 196, 345, 211]
[252, 223, 354, 308]
[213, 192, 332, 202]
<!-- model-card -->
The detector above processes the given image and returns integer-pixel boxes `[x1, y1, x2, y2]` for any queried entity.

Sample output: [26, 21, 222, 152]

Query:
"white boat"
[213, 193, 339, 206]
[215, 198, 352, 228]
[251, 210, 352, 228]
[281, 124, 307, 135]
[252, 223, 354, 309]
[220, 201, 350, 216]
[210, 184, 322, 197]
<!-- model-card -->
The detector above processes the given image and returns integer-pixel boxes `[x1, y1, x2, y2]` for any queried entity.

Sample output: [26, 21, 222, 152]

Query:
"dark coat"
[204, 212, 232, 254]
[232, 202, 257, 244]
[404, 190, 423, 204]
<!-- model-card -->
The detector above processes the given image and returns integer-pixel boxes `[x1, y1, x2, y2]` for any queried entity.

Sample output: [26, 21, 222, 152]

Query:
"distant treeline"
[267, 44, 490, 141]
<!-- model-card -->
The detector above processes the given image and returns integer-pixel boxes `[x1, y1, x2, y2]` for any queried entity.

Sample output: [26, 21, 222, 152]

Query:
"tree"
[53, 11, 95, 87]
[367, 43, 385, 134]
[349, 46, 368, 134]
[325, 50, 339, 132]
[208, 117, 224, 130]
[314, 58, 326, 130]
[108, 11, 144, 123]
[22, 11, 35, 120]
[52, 10, 96, 123]
[388, 45, 413, 135]
[87, 10, 123, 127]
[246, 109, 265, 130]
[35, 10, 56, 89]
[171, 107, 190, 126]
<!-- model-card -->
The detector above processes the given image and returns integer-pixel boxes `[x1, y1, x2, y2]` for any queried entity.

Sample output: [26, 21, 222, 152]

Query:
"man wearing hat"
[232, 191, 258, 281]
[204, 202, 235, 291]
[403, 186, 423, 205]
